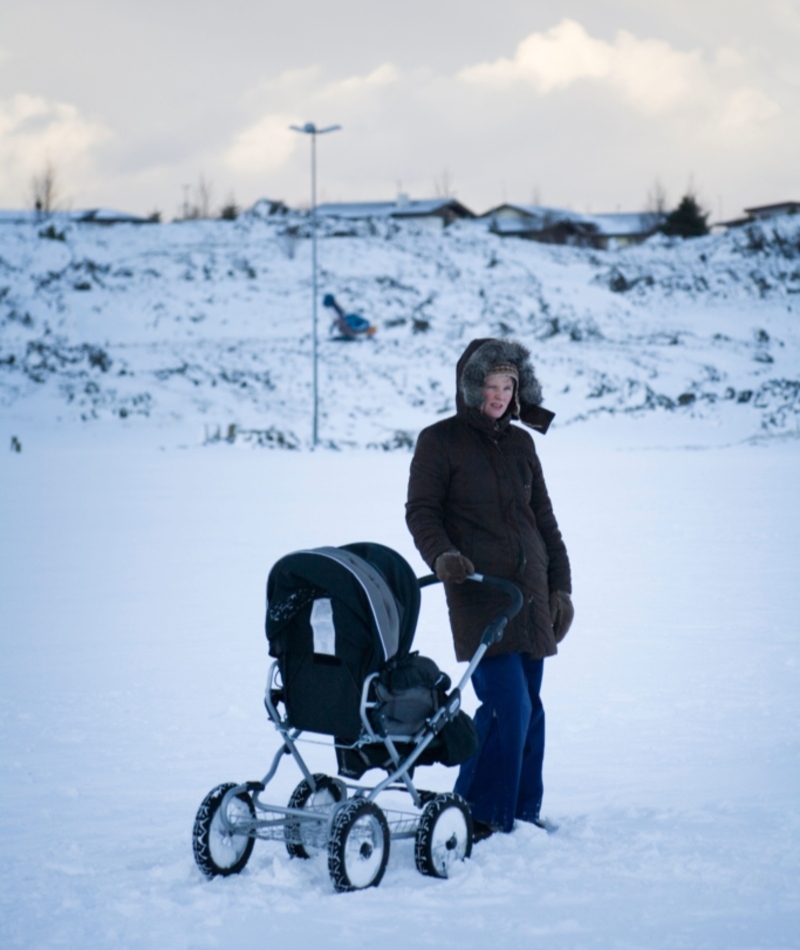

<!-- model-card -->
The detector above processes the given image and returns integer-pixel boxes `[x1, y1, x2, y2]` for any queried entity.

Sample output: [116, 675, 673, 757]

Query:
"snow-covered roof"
[0, 208, 154, 225]
[315, 198, 474, 220]
[744, 201, 800, 219]
[76, 208, 154, 224]
[483, 204, 655, 237]
[482, 202, 581, 222]
[582, 213, 655, 236]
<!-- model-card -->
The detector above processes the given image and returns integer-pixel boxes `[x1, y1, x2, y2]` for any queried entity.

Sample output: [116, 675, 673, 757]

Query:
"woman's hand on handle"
[434, 551, 475, 584]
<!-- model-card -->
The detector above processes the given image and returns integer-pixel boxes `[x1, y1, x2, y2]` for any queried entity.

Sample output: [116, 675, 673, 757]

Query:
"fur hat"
[459, 339, 542, 418]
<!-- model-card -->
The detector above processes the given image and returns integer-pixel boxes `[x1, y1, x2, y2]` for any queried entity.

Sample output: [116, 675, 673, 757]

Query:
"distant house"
[482, 203, 565, 236]
[742, 201, 800, 221]
[0, 208, 156, 226]
[73, 208, 156, 225]
[581, 212, 662, 248]
[716, 200, 800, 230]
[481, 203, 658, 248]
[314, 196, 475, 229]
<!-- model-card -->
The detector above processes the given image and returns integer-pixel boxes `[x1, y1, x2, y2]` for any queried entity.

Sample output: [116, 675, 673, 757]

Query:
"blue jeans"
[454, 654, 545, 833]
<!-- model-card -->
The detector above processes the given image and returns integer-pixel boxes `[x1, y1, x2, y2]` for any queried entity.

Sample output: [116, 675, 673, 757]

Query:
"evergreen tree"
[660, 194, 709, 238]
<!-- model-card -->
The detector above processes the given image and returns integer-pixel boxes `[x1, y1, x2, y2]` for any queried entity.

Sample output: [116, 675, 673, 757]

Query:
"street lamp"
[290, 121, 341, 448]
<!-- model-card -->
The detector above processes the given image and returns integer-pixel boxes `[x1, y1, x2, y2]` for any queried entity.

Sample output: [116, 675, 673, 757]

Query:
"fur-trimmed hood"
[456, 338, 555, 434]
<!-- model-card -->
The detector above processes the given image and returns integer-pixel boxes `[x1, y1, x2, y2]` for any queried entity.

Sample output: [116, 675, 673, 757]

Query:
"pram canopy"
[266, 543, 421, 739]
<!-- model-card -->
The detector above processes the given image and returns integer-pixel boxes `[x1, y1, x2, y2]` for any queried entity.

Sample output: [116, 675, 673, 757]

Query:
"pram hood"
[266, 543, 419, 661]
[265, 543, 421, 738]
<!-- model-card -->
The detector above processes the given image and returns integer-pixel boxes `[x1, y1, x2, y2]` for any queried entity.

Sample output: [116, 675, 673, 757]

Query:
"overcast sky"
[1, 0, 798, 219]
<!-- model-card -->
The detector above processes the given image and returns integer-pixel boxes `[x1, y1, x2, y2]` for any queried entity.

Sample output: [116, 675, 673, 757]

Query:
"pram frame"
[196, 571, 523, 887]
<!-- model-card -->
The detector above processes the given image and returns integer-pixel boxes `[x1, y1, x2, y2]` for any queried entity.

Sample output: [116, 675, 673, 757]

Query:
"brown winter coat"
[406, 339, 571, 662]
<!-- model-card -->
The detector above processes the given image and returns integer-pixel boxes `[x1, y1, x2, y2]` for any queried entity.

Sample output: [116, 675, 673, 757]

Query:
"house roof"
[0, 208, 154, 225]
[75, 208, 153, 224]
[483, 203, 655, 236]
[314, 198, 474, 219]
[482, 202, 581, 222]
[582, 212, 655, 236]
[743, 201, 800, 217]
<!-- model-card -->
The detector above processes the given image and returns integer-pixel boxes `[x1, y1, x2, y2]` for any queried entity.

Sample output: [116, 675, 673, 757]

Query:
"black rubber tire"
[328, 800, 390, 892]
[414, 792, 473, 878]
[193, 782, 256, 878]
[285, 774, 345, 859]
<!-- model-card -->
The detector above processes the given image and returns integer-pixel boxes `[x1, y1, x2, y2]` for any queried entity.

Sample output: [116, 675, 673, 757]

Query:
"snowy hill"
[1, 211, 799, 448]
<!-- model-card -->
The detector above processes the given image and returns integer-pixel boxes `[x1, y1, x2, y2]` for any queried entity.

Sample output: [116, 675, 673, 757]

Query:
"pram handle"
[417, 572, 524, 647]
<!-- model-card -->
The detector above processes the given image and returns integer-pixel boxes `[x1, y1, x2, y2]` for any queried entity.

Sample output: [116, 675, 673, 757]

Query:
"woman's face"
[481, 374, 515, 419]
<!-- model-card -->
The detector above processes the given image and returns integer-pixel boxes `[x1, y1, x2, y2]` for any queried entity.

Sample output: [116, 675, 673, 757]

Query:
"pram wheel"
[414, 793, 473, 878]
[192, 783, 256, 878]
[328, 800, 390, 892]
[285, 773, 346, 859]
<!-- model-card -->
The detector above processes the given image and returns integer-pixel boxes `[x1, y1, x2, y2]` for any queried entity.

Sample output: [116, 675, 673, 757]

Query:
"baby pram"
[192, 541, 522, 892]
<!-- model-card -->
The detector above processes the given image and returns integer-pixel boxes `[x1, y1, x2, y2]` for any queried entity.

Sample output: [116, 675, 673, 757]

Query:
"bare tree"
[31, 160, 60, 213]
[433, 168, 454, 198]
[182, 174, 214, 219]
[196, 174, 213, 219]
[643, 179, 668, 231]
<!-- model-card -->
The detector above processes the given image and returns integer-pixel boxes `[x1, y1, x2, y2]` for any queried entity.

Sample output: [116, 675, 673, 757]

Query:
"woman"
[406, 338, 573, 839]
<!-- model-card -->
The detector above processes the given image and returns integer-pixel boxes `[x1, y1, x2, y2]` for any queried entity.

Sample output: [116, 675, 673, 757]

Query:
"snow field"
[2, 431, 799, 948]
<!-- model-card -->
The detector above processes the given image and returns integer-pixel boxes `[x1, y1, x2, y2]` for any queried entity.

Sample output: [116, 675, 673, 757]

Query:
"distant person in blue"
[323, 294, 376, 340]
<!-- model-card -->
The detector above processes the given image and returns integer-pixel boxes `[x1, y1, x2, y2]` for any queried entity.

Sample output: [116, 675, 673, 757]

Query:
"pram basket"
[192, 542, 522, 892]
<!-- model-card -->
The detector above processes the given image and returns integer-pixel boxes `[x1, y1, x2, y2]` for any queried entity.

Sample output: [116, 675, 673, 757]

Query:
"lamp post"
[290, 121, 341, 448]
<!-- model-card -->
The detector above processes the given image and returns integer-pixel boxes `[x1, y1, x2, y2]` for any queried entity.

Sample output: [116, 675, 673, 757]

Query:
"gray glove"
[434, 551, 475, 584]
[549, 590, 574, 644]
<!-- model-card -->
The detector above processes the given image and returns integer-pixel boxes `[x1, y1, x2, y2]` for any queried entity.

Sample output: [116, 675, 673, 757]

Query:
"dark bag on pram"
[332, 636, 478, 779]
[372, 652, 451, 736]
[373, 653, 478, 763]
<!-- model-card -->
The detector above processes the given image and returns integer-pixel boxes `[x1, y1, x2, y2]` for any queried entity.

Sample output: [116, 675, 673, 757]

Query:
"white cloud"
[715, 47, 747, 70]
[225, 64, 401, 178]
[457, 18, 781, 128]
[321, 63, 400, 97]
[0, 93, 110, 205]
[224, 112, 299, 175]
[609, 30, 701, 114]
[458, 19, 703, 115]
[719, 86, 781, 131]
[459, 19, 611, 92]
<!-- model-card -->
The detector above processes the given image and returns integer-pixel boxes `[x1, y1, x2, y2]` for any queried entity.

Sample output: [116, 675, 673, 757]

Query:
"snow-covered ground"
[2, 432, 799, 948]
[1, 215, 799, 948]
